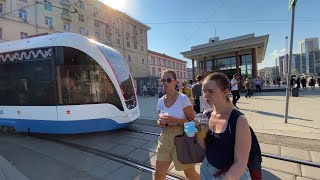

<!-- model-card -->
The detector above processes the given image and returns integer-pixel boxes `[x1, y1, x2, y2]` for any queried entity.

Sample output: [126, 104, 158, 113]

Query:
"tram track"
[29, 133, 187, 180]
[127, 128, 320, 169]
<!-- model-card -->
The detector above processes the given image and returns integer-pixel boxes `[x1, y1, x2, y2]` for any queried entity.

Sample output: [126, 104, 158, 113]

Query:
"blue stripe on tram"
[0, 118, 130, 134]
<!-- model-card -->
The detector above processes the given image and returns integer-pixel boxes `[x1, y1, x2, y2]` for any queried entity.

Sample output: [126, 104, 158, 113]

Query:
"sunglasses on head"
[161, 78, 173, 83]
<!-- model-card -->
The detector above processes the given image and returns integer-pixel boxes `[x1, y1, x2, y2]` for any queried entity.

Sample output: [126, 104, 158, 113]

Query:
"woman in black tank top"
[197, 73, 252, 180]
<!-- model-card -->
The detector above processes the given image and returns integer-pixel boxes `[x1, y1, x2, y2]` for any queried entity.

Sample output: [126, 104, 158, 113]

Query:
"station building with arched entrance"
[181, 34, 269, 85]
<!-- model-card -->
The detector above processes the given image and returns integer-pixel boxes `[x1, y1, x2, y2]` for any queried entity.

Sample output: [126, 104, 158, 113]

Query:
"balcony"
[61, 13, 72, 21]
[60, 0, 71, 7]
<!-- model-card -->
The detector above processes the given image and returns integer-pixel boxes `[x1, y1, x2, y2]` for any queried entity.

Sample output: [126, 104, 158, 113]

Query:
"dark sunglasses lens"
[167, 78, 172, 83]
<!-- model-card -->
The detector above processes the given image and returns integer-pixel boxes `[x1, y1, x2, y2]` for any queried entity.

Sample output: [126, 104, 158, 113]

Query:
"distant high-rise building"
[298, 38, 319, 74]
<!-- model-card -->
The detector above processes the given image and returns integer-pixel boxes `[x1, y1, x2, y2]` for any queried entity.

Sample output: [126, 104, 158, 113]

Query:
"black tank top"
[205, 109, 243, 169]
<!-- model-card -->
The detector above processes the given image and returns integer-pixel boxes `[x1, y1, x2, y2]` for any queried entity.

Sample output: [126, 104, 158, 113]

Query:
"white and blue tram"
[0, 33, 140, 134]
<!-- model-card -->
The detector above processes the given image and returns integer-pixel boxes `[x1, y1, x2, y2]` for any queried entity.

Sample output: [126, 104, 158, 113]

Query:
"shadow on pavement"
[240, 108, 313, 122]
[287, 122, 320, 131]
[262, 169, 281, 180]
[250, 97, 284, 101]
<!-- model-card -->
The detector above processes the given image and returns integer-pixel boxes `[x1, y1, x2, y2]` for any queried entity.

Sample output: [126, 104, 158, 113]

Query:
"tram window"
[0, 59, 55, 106]
[57, 47, 123, 111]
[97, 45, 136, 109]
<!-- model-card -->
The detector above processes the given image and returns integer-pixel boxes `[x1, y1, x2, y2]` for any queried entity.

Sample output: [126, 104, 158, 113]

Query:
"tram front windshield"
[97, 45, 137, 109]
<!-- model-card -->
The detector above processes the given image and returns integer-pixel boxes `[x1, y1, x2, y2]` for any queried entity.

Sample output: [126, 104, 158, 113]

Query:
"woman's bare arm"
[224, 116, 251, 180]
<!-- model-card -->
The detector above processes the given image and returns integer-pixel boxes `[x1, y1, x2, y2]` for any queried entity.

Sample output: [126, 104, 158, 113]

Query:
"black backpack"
[204, 109, 262, 180]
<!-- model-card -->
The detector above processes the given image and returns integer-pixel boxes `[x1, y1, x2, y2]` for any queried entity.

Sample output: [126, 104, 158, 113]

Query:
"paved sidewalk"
[137, 88, 320, 140]
[130, 123, 320, 180]
[0, 154, 29, 180]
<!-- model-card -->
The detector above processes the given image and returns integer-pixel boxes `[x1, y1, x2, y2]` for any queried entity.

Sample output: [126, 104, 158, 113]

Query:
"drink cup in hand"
[195, 113, 209, 138]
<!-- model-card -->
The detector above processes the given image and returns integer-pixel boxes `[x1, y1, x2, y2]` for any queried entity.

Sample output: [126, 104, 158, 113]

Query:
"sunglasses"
[161, 78, 173, 83]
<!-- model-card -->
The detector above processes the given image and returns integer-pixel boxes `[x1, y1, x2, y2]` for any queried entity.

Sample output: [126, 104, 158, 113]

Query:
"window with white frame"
[79, 14, 84, 22]
[0, 28, 3, 39]
[44, 0, 52, 11]
[151, 57, 155, 65]
[139, 35, 143, 43]
[93, 7, 98, 16]
[94, 20, 99, 28]
[19, 9, 28, 20]
[79, 27, 85, 35]
[0, 4, 3, 16]
[152, 67, 155, 76]
[63, 23, 70, 32]
[20, 32, 28, 39]
[78, 0, 85, 9]
[45, 16, 53, 26]
[106, 34, 111, 43]
[127, 42, 130, 48]
[62, 8, 69, 16]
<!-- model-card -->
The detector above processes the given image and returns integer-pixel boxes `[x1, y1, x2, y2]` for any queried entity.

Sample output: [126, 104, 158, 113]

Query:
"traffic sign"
[288, 0, 296, 11]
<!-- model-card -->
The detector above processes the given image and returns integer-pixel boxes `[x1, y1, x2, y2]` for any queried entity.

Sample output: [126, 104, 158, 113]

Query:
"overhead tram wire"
[145, 18, 320, 25]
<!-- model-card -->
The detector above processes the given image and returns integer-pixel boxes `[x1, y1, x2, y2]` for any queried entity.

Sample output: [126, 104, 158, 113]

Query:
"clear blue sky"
[111, 0, 320, 69]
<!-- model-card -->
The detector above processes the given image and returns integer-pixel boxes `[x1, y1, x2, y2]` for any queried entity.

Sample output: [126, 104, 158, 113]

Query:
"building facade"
[181, 34, 269, 86]
[276, 54, 300, 80]
[298, 38, 319, 75]
[0, 0, 150, 86]
[277, 38, 320, 78]
[148, 50, 188, 88]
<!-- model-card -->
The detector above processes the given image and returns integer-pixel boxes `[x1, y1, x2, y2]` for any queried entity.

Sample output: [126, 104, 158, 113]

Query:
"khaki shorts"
[156, 126, 196, 171]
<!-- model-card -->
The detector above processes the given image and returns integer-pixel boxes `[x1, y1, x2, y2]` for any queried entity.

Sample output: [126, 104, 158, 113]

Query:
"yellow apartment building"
[0, 0, 150, 86]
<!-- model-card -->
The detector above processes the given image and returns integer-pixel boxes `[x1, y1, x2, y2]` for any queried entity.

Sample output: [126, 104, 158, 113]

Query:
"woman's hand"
[157, 119, 166, 128]
[159, 115, 178, 125]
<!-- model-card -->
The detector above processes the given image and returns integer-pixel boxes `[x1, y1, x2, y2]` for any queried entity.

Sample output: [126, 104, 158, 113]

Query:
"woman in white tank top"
[154, 70, 199, 180]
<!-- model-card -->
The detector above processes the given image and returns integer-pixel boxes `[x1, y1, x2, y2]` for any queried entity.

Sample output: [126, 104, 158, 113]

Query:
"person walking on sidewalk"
[197, 72, 252, 180]
[296, 76, 301, 90]
[309, 76, 315, 91]
[244, 78, 251, 98]
[301, 77, 307, 91]
[192, 75, 203, 114]
[155, 69, 199, 180]
[255, 77, 262, 93]
[230, 74, 240, 109]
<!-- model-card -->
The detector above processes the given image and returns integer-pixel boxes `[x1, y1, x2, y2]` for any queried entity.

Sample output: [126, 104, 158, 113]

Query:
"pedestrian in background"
[244, 78, 251, 98]
[255, 77, 262, 93]
[296, 76, 301, 90]
[192, 75, 203, 114]
[180, 80, 194, 104]
[155, 69, 199, 180]
[301, 77, 307, 91]
[309, 76, 315, 91]
[158, 85, 164, 98]
[230, 74, 240, 109]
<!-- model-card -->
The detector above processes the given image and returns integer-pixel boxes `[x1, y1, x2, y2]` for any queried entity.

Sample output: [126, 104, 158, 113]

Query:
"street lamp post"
[284, 0, 297, 123]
